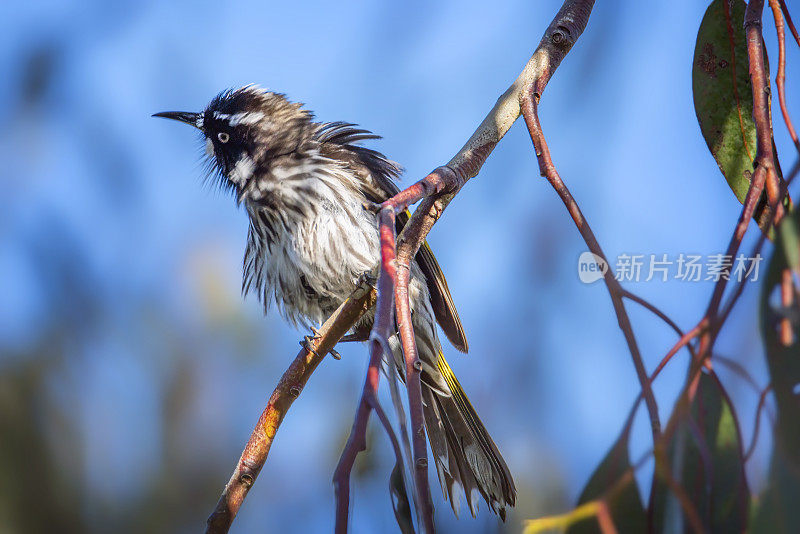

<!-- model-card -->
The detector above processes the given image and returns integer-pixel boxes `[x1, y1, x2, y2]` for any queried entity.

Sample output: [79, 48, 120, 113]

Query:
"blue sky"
[1, 1, 797, 532]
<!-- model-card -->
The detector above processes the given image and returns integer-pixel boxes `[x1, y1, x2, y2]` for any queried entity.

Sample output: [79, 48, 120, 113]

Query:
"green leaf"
[651, 372, 750, 532]
[753, 210, 800, 533]
[566, 426, 646, 534]
[389, 461, 416, 534]
[777, 210, 800, 272]
[692, 0, 784, 233]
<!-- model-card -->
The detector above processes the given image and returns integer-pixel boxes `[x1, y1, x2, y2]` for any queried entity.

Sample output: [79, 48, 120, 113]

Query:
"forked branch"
[205, 282, 376, 534]
[352, 1, 597, 531]
[205, 0, 800, 531]
[520, 93, 662, 441]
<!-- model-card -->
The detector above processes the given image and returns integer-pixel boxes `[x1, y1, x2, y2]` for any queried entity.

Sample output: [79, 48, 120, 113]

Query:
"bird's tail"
[408, 323, 516, 520]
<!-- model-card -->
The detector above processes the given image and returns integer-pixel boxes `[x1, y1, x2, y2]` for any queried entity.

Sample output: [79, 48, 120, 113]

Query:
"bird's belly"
[266, 205, 380, 325]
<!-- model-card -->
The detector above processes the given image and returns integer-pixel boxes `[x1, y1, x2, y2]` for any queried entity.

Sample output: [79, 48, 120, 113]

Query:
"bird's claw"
[355, 271, 377, 288]
[300, 335, 321, 358]
[302, 326, 342, 360]
[362, 200, 381, 213]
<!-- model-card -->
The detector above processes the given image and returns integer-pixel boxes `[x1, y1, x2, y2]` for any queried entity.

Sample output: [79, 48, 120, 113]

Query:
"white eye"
[217, 132, 230, 143]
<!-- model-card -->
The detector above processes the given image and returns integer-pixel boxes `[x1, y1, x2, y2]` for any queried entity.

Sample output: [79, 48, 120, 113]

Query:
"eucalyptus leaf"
[389, 461, 416, 534]
[566, 426, 645, 534]
[692, 0, 786, 233]
[651, 372, 749, 532]
[753, 210, 800, 533]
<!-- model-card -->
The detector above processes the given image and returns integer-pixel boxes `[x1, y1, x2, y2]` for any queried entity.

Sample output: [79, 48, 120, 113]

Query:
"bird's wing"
[316, 122, 469, 352]
[403, 217, 469, 352]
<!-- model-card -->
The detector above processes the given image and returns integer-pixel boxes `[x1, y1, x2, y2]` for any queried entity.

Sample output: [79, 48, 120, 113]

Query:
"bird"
[154, 85, 515, 520]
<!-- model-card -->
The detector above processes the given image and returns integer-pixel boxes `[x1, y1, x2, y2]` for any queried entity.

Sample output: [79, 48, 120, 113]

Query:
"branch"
[698, 0, 777, 356]
[520, 94, 661, 440]
[718, 230, 770, 327]
[333, 209, 405, 534]
[526, 447, 654, 534]
[205, 282, 376, 534]
[770, 0, 800, 153]
[744, 384, 773, 462]
[393, 0, 597, 263]
[622, 290, 687, 340]
[778, 0, 800, 49]
[393, 239, 435, 529]
[524, 500, 618, 534]
[746, 0, 786, 222]
[361, 1, 597, 530]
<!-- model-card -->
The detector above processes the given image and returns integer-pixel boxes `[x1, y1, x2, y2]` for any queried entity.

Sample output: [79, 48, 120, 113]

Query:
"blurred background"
[1, 1, 798, 532]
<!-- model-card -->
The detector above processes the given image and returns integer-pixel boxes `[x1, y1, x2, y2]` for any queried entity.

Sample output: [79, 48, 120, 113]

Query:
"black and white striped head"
[154, 85, 314, 194]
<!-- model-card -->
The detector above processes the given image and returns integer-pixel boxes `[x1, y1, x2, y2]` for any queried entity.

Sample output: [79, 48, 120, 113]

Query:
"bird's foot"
[300, 334, 321, 358]
[354, 270, 378, 289]
[301, 326, 343, 360]
[361, 200, 381, 213]
[339, 332, 370, 344]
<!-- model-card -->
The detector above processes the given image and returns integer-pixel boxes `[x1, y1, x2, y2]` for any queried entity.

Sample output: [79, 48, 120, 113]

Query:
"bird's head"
[154, 85, 313, 192]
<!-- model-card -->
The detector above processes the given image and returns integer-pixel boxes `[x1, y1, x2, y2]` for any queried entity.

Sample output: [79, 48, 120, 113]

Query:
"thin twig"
[622, 289, 700, 361]
[718, 230, 770, 327]
[519, 81, 725, 531]
[714, 354, 764, 394]
[595, 501, 619, 534]
[526, 447, 651, 534]
[744, 384, 773, 462]
[778, 0, 800, 49]
[649, 369, 713, 534]
[393, 250, 435, 530]
[333, 210, 399, 534]
[697, 0, 776, 361]
[205, 282, 376, 534]
[780, 267, 796, 345]
[520, 94, 661, 440]
[359, 1, 597, 529]
[651, 323, 706, 383]
[394, 0, 597, 266]
[713, 354, 777, 431]
[745, 0, 785, 220]
[622, 290, 684, 338]
[770, 0, 800, 153]
[620, 321, 706, 442]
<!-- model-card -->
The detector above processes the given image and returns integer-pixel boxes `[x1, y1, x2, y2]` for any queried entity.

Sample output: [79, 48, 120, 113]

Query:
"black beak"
[152, 111, 202, 130]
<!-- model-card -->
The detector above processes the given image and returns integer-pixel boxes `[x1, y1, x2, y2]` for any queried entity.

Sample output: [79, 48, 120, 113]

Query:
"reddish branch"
[778, 0, 800, 48]
[333, 209, 408, 534]
[394, 0, 598, 260]
[540, 0, 794, 530]
[622, 290, 689, 341]
[520, 93, 661, 440]
[531, 0, 792, 530]
[636, 2, 793, 530]
[770, 0, 800, 153]
[744, 384, 773, 462]
[768, 1, 800, 349]
[700, 0, 794, 351]
[746, 0, 784, 217]
[206, 0, 799, 532]
[695, 0, 779, 362]
[718, 231, 770, 327]
[595, 503, 618, 534]
[208, 1, 599, 531]
[335, 1, 598, 531]
[394, 247, 435, 527]
[780, 268, 796, 345]
[205, 282, 376, 534]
